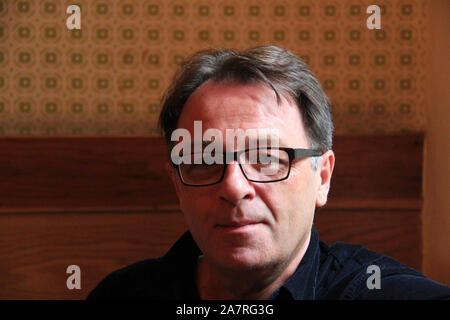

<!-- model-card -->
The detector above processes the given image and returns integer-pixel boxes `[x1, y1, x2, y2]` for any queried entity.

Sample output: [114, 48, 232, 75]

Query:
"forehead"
[177, 80, 309, 147]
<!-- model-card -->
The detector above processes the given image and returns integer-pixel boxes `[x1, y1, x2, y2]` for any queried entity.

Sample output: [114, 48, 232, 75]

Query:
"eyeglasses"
[171, 147, 324, 187]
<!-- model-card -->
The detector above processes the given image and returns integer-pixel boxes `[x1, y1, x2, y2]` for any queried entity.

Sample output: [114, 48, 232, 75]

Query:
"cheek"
[269, 167, 317, 228]
[177, 189, 197, 226]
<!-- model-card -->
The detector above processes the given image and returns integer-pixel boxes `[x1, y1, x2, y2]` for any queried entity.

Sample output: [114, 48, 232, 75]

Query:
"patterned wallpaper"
[0, 0, 428, 136]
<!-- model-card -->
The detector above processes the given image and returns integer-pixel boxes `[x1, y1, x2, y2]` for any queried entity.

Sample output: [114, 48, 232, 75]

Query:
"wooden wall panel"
[0, 211, 187, 300]
[0, 135, 424, 299]
[0, 209, 420, 299]
[0, 135, 423, 212]
[0, 137, 177, 211]
[314, 209, 421, 270]
[329, 135, 423, 201]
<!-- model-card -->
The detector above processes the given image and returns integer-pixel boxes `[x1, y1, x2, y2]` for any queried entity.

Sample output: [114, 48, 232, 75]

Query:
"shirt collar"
[163, 227, 321, 300]
[270, 227, 321, 300]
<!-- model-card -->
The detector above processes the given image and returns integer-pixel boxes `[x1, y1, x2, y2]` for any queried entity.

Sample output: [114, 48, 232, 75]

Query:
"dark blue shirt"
[87, 228, 450, 300]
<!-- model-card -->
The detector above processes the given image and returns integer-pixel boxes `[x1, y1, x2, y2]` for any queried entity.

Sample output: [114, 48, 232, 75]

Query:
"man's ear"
[315, 150, 335, 207]
[165, 161, 182, 199]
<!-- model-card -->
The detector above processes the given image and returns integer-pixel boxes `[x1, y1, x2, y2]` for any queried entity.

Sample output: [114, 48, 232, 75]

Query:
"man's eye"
[201, 162, 215, 167]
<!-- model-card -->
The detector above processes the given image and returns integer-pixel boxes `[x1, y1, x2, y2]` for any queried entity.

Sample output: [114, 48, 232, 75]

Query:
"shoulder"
[87, 257, 167, 299]
[317, 241, 450, 300]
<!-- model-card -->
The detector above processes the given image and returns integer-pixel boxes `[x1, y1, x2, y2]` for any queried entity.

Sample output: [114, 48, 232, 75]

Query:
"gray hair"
[158, 45, 333, 170]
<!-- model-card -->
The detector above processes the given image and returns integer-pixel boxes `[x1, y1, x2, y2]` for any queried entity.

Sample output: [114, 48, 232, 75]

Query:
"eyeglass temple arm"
[171, 148, 326, 165]
[293, 148, 325, 159]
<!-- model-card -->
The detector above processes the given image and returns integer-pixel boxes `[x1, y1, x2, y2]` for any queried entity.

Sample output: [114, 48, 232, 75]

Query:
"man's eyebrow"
[189, 137, 284, 149]
[245, 136, 284, 147]
[191, 140, 218, 149]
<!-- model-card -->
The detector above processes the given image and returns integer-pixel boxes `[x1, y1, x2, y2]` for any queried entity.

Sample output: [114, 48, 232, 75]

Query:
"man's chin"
[202, 225, 272, 269]
[211, 247, 270, 271]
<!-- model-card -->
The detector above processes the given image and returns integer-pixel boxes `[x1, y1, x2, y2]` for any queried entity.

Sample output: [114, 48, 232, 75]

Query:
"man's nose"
[217, 161, 255, 205]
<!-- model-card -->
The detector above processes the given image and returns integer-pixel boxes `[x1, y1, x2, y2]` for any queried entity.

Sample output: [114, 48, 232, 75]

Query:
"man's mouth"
[215, 220, 262, 231]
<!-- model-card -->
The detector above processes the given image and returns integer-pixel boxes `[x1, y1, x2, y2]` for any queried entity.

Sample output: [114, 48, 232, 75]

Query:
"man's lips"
[215, 220, 261, 228]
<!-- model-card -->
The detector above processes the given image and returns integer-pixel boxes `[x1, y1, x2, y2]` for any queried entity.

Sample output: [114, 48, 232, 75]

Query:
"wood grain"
[0, 137, 177, 211]
[329, 134, 423, 201]
[0, 134, 423, 212]
[0, 209, 420, 299]
[0, 135, 424, 299]
[0, 211, 187, 300]
[315, 209, 421, 270]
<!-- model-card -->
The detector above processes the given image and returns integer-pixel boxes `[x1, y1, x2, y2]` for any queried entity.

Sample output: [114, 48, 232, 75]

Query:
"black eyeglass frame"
[171, 147, 325, 187]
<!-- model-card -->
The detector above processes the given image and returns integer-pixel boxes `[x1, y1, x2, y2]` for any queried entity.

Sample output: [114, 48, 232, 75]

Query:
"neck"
[196, 232, 311, 300]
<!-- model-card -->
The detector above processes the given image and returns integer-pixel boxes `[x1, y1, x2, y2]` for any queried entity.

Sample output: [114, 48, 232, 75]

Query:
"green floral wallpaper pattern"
[0, 0, 428, 135]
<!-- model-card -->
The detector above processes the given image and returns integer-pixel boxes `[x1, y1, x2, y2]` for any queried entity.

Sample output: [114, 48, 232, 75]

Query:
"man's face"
[168, 80, 333, 271]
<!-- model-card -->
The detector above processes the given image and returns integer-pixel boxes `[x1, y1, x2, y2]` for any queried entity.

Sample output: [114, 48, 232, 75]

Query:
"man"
[88, 46, 449, 300]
